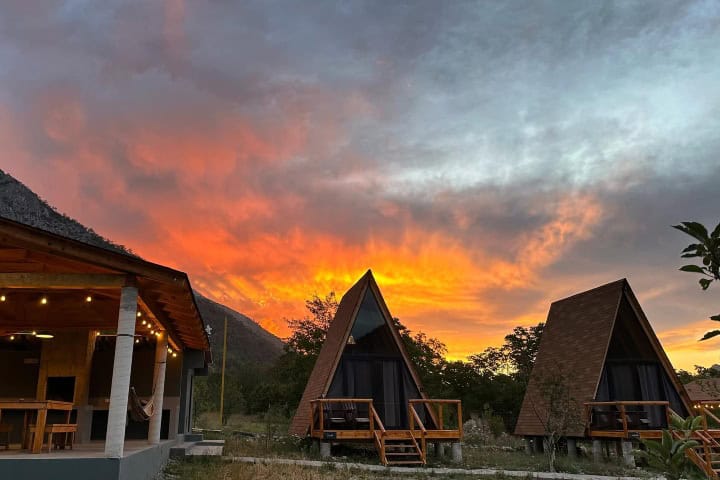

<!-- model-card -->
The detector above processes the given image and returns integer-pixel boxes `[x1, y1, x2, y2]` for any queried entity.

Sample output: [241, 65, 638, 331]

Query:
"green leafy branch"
[673, 221, 720, 340]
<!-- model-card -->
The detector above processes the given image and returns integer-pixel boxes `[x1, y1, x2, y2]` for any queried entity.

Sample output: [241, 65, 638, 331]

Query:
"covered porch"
[0, 218, 210, 478]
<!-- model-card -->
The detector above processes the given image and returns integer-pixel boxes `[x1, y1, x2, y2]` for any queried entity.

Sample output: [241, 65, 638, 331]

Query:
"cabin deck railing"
[309, 398, 462, 441]
[584, 400, 671, 438]
[409, 399, 463, 438]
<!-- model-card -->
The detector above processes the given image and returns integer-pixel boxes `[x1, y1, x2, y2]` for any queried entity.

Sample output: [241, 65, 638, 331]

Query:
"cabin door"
[371, 358, 407, 430]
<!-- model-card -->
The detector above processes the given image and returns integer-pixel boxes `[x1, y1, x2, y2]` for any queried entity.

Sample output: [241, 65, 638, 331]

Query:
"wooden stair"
[375, 430, 425, 466]
[685, 429, 720, 480]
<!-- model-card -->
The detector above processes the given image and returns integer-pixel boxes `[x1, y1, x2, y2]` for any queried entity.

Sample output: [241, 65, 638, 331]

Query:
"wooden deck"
[309, 398, 462, 466]
[584, 400, 720, 479]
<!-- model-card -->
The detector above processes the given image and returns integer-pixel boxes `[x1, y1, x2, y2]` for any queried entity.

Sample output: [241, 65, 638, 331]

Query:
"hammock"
[129, 386, 155, 422]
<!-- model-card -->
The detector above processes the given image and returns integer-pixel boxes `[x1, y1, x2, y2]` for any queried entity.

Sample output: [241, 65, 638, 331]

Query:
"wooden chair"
[27, 424, 77, 453]
[0, 424, 11, 450]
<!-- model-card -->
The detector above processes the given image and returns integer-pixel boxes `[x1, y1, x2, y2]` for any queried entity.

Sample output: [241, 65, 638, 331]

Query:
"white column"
[105, 286, 138, 458]
[148, 332, 168, 444]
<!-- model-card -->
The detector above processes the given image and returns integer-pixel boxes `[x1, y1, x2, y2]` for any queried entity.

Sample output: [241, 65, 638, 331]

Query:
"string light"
[167, 348, 172, 354]
[155, 332, 160, 337]
[40, 297, 47, 305]
[135, 339, 140, 344]
[9, 335, 14, 341]
[141, 320, 146, 325]
[137, 311, 142, 318]
[172, 352, 177, 358]
[32, 330, 37, 336]
[85, 296, 92, 303]
[0, 295, 5, 302]
[150, 329, 154, 335]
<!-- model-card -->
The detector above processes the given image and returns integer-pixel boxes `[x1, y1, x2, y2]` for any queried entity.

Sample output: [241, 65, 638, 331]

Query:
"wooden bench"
[0, 424, 11, 450]
[27, 424, 77, 453]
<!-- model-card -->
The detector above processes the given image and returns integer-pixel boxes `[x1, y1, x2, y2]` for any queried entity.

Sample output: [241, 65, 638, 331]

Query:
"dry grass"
[166, 458, 515, 480]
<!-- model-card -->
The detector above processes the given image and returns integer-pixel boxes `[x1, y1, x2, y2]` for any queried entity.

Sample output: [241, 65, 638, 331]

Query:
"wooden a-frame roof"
[289, 269, 427, 436]
[0, 216, 209, 352]
[514, 279, 691, 437]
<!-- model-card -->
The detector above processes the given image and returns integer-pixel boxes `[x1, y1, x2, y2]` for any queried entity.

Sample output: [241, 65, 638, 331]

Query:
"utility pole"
[219, 315, 227, 427]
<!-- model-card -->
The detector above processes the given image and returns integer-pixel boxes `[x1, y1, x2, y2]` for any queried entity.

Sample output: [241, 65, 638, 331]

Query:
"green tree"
[468, 323, 544, 383]
[673, 221, 720, 340]
[246, 293, 339, 414]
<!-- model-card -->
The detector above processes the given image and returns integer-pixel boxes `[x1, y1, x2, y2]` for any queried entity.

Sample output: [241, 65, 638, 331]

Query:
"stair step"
[385, 444, 417, 449]
[386, 452, 420, 456]
[386, 460, 424, 465]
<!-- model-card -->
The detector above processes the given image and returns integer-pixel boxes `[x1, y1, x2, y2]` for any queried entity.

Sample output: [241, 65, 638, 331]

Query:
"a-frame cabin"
[515, 279, 720, 476]
[289, 270, 462, 465]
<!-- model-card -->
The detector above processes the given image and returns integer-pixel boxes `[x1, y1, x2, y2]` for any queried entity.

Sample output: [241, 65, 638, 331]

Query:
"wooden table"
[0, 400, 73, 453]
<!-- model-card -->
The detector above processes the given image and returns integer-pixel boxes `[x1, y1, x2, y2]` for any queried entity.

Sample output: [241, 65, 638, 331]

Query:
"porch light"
[347, 335, 356, 345]
[36, 333, 54, 339]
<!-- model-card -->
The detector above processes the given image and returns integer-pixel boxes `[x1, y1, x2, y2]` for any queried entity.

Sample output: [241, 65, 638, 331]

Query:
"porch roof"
[0, 217, 209, 352]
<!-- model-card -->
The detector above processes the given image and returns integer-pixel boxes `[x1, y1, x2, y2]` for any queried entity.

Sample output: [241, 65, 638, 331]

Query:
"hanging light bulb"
[0, 295, 6, 302]
[135, 338, 140, 344]
[167, 348, 172, 354]
[150, 329, 154, 335]
[172, 352, 177, 358]
[141, 320, 147, 325]
[137, 311, 142, 317]
[85, 296, 92, 303]
[154, 332, 160, 337]
[40, 297, 48, 305]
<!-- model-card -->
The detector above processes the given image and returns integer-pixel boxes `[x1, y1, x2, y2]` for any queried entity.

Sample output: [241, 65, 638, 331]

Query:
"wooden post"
[619, 404, 628, 437]
[369, 401, 374, 433]
[457, 402, 463, 437]
[105, 285, 138, 458]
[148, 332, 168, 444]
[438, 403, 444, 430]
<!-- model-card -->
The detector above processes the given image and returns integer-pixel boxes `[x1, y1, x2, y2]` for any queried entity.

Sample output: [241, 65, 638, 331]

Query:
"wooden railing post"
[369, 400, 374, 433]
[619, 403, 628, 437]
[457, 401, 463, 437]
[438, 403, 444, 430]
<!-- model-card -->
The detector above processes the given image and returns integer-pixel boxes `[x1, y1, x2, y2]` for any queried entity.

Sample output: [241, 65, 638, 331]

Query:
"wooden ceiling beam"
[0, 262, 45, 273]
[0, 248, 28, 261]
[0, 273, 129, 289]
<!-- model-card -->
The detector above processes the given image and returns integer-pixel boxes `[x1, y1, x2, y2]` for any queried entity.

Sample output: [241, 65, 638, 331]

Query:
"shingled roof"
[289, 269, 426, 436]
[514, 279, 691, 437]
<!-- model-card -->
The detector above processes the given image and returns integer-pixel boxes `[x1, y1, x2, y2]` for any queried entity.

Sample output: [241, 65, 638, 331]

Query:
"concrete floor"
[0, 439, 171, 459]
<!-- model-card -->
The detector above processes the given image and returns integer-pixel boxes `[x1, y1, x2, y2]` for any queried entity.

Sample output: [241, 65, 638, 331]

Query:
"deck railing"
[695, 402, 720, 431]
[409, 399, 463, 437]
[408, 402, 427, 463]
[584, 400, 671, 437]
[309, 398, 374, 439]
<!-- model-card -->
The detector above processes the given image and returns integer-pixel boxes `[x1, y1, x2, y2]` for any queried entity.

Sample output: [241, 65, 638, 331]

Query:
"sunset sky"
[1, 1, 719, 370]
